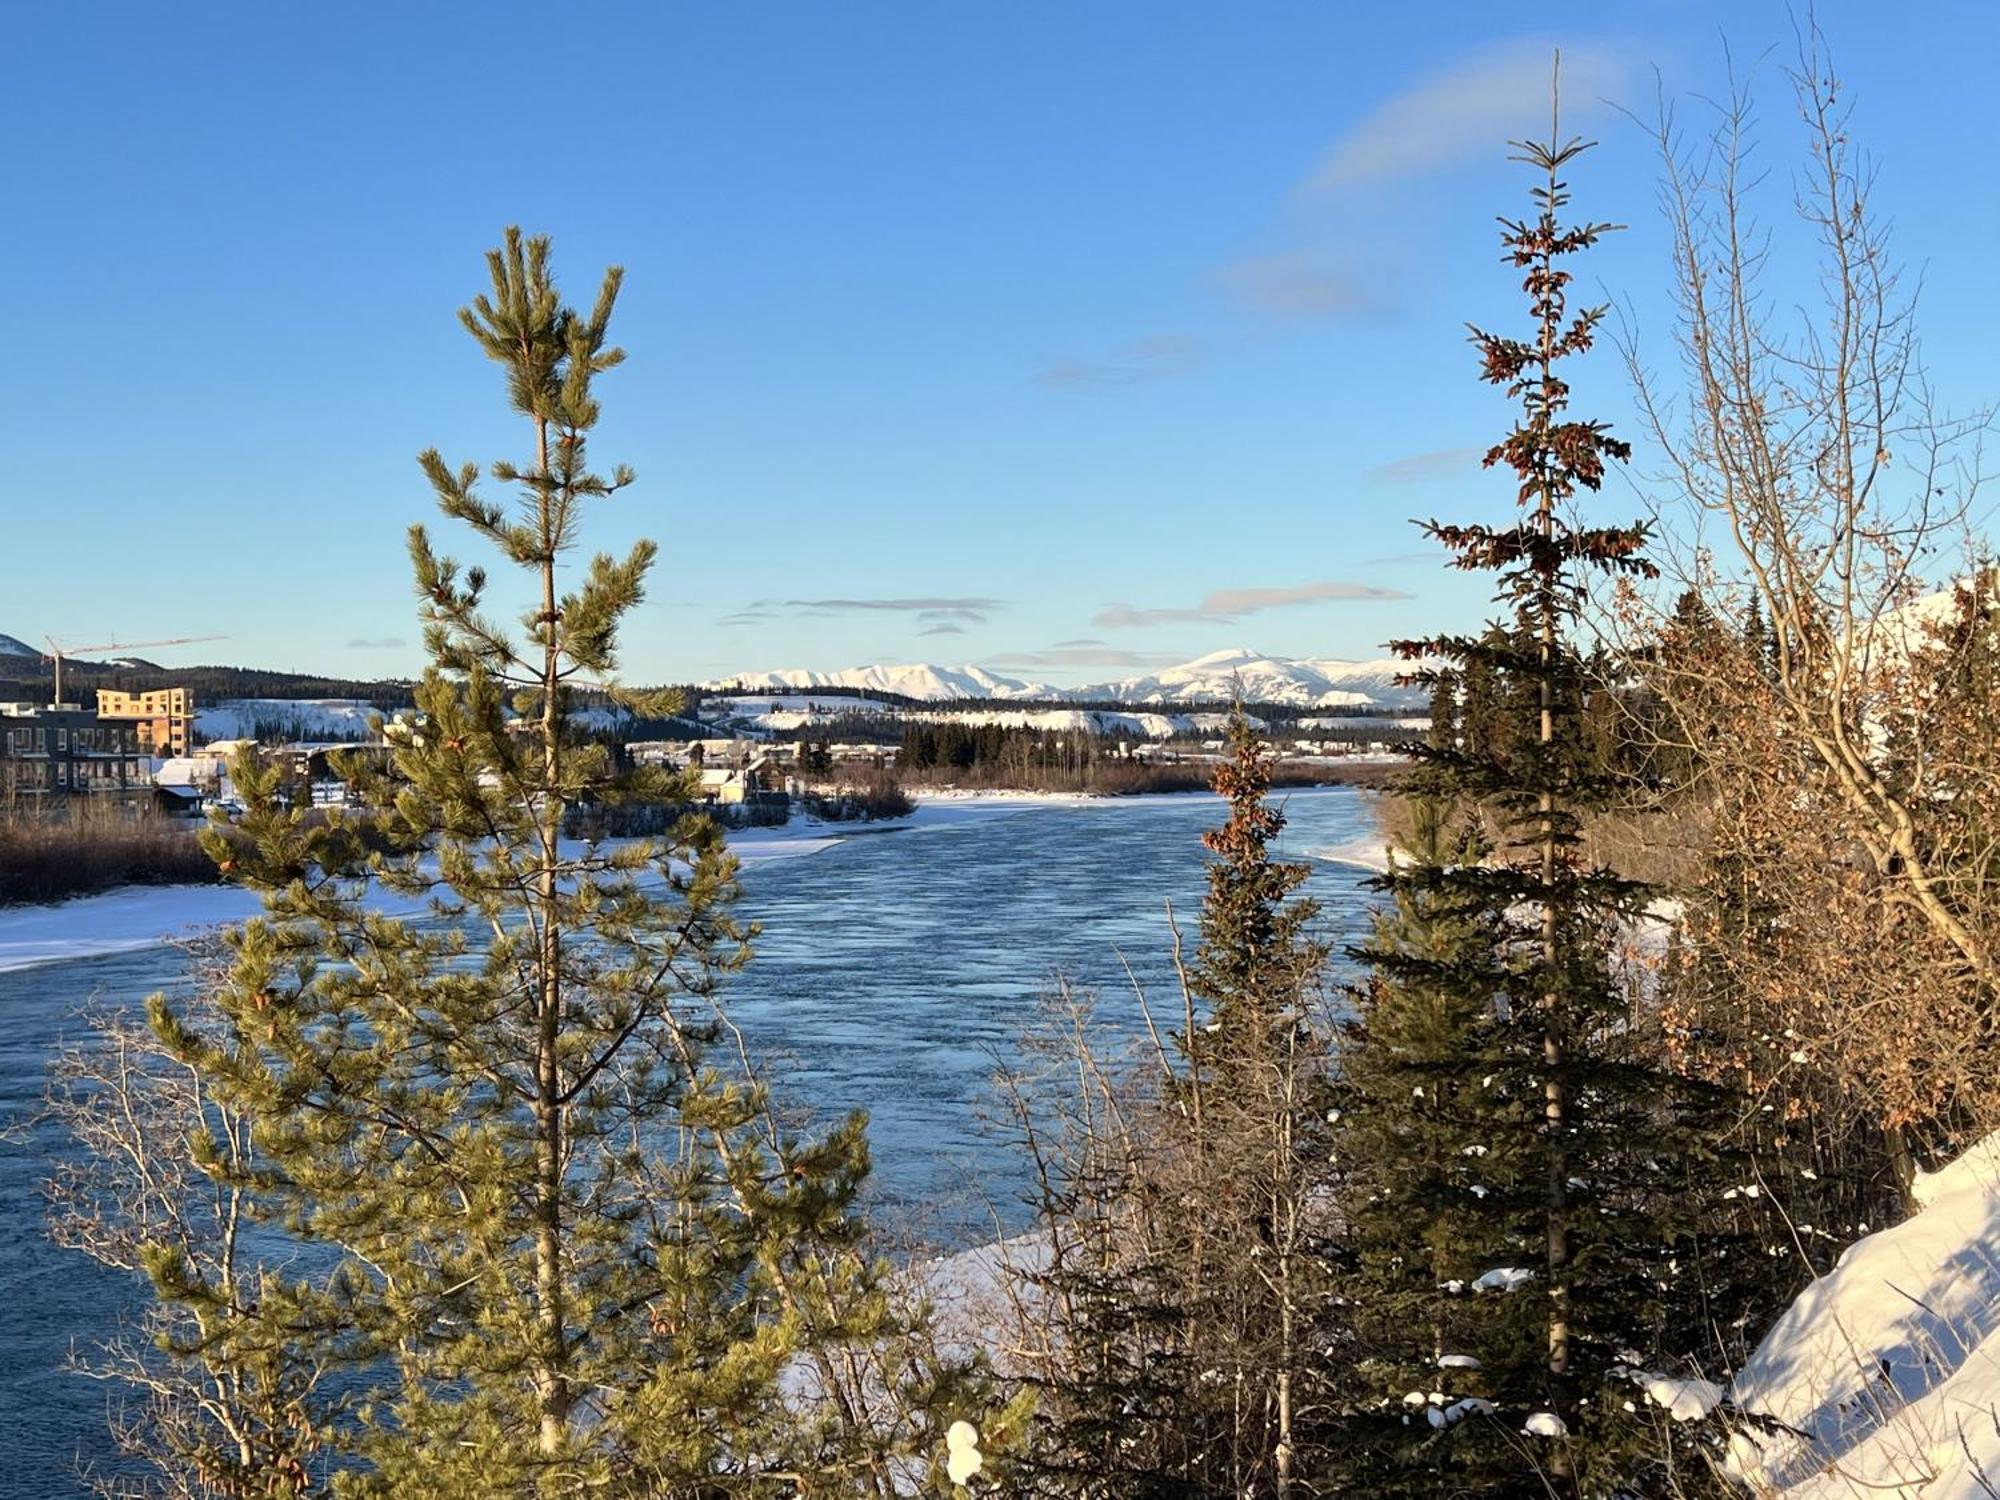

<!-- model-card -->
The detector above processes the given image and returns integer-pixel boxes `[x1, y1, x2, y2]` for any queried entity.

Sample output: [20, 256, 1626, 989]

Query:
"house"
[0, 701, 147, 802]
[695, 754, 778, 805]
[152, 783, 207, 818]
[273, 741, 394, 807]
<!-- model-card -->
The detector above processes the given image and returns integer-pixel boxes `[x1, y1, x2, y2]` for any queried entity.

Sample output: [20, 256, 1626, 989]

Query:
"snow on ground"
[1311, 832, 1393, 874]
[196, 698, 383, 741]
[0, 883, 265, 972]
[910, 1234, 1050, 1368]
[1728, 1131, 2000, 1498]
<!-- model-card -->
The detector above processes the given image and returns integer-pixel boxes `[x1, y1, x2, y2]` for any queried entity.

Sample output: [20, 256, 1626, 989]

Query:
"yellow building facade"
[95, 687, 194, 758]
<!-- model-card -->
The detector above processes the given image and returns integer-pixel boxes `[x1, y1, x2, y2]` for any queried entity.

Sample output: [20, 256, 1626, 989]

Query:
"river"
[0, 786, 1384, 1497]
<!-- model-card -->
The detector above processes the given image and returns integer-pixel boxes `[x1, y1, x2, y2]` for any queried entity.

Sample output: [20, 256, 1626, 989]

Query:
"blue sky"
[6, 1, 1997, 686]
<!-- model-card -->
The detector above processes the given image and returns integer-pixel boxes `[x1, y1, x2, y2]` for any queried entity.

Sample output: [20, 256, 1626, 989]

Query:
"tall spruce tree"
[1338, 795, 1545, 1493]
[1190, 709, 1329, 1060]
[1338, 95, 1728, 1495]
[144, 230, 970, 1497]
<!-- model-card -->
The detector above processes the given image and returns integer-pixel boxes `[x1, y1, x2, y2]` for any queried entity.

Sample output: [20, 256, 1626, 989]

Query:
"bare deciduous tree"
[39, 954, 332, 1499]
[1623, 23, 1999, 1166]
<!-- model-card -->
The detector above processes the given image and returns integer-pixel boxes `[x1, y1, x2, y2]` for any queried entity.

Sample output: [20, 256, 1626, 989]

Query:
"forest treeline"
[34, 35, 2000, 1500]
[891, 720, 1354, 794]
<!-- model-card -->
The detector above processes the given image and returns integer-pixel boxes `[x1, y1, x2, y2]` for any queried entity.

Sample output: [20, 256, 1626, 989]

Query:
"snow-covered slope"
[196, 698, 383, 742]
[0, 631, 38, 658]
[1729, 1133, 2000, 1498]
[706, 649, 1424, 710]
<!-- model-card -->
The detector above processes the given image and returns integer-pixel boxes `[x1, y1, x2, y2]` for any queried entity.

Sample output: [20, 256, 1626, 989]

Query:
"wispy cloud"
[1096, 579, 1410, 629]
[1299, 40, 1634, 194]
[1216, 252, 1375, 321]
[782, 596, 1003, 616]
[1364, 444, 1485, 486]
[918, 622, 967, 637]
[1035, 40, 1635, 386]
[990, 645, 1183, 670]
[726, 596, 1006, 629]
[347, 636, 406, 650]
[1035, 333, 1208, 391]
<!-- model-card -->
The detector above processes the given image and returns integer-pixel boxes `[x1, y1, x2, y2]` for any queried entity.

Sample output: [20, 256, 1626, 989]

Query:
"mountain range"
[706, 647, 1423, 710]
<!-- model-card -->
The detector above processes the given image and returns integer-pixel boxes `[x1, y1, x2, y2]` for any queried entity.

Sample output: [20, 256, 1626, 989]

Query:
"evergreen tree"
[1182, 708, 1337, 1493]
[1337, 797, 1546, 1492]
[1741, 590, 1772, 680]
[1338, 104, 1728, 1494]
[1190, 708, 1329, 1055]
[1011, 710, 1340, 1497]
[144, 229, 972, 1496]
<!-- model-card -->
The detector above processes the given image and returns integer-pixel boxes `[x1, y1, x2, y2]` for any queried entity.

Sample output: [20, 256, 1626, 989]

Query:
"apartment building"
[96, 686, 195, 758]
[0, 702, 147, 801]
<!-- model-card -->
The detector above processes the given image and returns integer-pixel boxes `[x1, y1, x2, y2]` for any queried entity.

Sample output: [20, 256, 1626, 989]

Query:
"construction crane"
[42, 634, 227, 704]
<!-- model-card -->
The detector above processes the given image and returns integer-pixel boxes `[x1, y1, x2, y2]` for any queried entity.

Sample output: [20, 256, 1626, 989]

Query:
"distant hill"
[0, 631, 38, 658]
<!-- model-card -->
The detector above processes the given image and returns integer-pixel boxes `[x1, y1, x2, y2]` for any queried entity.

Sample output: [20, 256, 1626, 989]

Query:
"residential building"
[0, 702, 147, 802]
[96, 686, 195, 757]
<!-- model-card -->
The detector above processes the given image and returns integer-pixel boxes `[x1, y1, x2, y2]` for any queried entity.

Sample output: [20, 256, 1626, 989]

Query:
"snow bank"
[0, 884, 263, 972]
[1729, 1130, 2000, 1498]
[1310, 834, 1392, 875]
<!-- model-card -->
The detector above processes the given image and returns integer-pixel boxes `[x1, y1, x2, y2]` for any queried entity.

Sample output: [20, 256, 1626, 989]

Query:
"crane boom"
[42, 633, 227, 704]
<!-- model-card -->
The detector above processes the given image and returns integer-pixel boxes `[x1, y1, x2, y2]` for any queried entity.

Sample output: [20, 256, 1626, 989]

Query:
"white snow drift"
[1728, 1132, 2000, 1498]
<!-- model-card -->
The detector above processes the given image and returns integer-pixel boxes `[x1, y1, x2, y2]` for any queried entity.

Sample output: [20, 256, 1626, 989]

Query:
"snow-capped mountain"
[0, 631, 38, 658]
[708, 663, 1058, 702]
[1091, 648, 1416, 708]
[706, 648, 1423, 710]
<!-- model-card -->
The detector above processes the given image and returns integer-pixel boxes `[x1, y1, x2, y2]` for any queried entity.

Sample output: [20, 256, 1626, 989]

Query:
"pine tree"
[1338, 93, 1729, 1495]
[145, 229, 972, 1496]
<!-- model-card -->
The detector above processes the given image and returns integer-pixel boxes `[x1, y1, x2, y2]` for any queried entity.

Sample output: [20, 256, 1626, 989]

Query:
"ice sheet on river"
[0, 794, 1104, 974]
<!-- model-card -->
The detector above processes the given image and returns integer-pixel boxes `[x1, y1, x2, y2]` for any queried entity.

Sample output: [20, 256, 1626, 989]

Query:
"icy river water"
[0, 786, 1383, 1497]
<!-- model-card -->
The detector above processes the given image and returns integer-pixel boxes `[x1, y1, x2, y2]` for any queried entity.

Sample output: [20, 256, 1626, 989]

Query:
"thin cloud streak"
[1217, 252, 1374, 320]
[1035, 333, 1208, 390]
[1299, 39, 1635, 193]
[1364, 445, 1485, 485]
[1096, 579, 1410, 629]
[781, 596, 1004, 615]
[990, 646, 1183, 670]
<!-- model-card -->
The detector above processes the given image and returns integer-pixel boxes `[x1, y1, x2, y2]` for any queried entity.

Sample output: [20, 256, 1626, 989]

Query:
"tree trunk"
[532, 411, 570, 1456]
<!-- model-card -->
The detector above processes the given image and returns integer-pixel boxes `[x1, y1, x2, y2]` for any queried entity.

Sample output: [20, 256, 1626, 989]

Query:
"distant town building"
[96, 686, 196, 758]
[0, 702, 147, 802]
